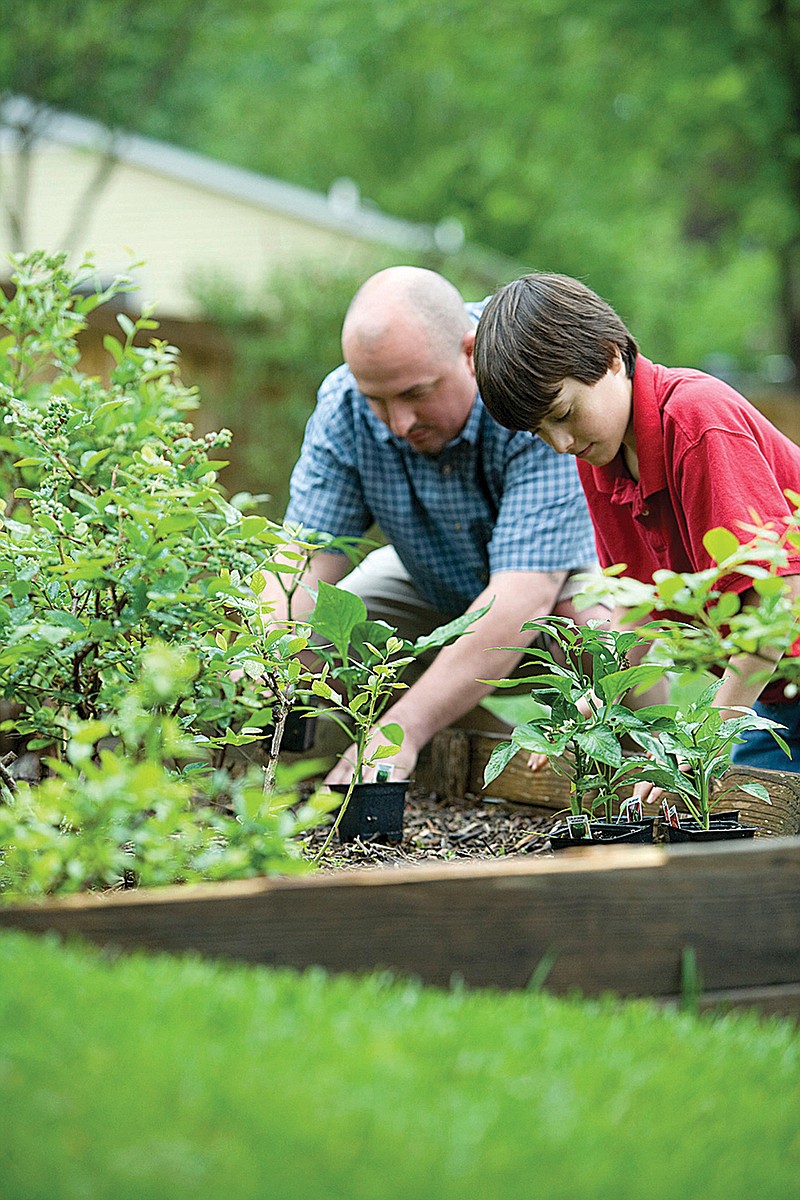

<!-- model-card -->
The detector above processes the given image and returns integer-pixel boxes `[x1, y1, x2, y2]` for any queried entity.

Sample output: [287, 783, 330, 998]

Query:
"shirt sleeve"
[669, 425, 800, 590]
[487, 436, 598, 576]
[284, 367, 373, 540]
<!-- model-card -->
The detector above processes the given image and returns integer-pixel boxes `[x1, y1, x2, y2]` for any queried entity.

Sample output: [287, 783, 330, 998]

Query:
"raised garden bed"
[2, 731, 800, 1020]
[2, 833, 799, 1019]
[414, 729, 800, 838]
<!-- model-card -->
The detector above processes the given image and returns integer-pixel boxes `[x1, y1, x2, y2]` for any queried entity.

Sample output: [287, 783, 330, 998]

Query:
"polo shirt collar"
[588, 356, 667, 500]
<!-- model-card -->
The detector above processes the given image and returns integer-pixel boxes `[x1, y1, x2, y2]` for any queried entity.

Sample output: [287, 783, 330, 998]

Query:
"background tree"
[3, 0, 800, 377]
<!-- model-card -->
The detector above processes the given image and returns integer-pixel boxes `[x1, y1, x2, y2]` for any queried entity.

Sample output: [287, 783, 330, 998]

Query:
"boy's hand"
[526, 691, 595, 773]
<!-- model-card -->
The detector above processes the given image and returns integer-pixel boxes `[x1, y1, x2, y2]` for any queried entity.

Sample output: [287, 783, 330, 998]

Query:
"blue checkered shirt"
[285, 304, 597, 614]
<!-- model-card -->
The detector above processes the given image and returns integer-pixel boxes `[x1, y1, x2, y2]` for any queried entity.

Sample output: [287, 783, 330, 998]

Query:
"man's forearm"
[377, 571, 564, 751]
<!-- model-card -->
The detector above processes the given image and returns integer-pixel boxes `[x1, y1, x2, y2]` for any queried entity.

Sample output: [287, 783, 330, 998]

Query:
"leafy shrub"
[0, 251, 346, 895]
[0, 642, 332, 899]
[0, 251, 316, 757]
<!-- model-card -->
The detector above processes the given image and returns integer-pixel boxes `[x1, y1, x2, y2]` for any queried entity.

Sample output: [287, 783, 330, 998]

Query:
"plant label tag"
[566, 814, 592, 840]
[662, 800, 681, 828]
[375, 766, 393, 783]
[620, 798, 643, 823]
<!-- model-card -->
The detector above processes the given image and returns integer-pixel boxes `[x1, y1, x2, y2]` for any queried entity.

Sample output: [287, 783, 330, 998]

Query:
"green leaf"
[43, 610, 86, 632]
[753, 576, 790, 598]
[79, 447, 113, 472]
[598, 664, 665, 702]
[702, 527, 741, 565]
[103, 334, 122, 364]
[574, 726, 623, 768]
[512, 723, 564, 756]
[350, 619, 400, 662]
[156, 512, 198, 535]
[483, 739, 518, 787]
[306, 581, 367, 660]
[735, 781, 771, 804]
[413, 600, 492, 653]
[711, 591, 741, 621]
[377, 721, 404, 746]
[654, 573, 687, 605]
[240, 516, 270, 538]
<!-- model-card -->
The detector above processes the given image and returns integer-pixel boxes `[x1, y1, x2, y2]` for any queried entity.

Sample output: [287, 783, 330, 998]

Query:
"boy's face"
[535, 354, 634, 467]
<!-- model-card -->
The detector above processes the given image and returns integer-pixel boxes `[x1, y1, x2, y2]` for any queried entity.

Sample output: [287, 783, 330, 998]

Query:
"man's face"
[345, 323, 477, 456]
[535, 355, 634, 467]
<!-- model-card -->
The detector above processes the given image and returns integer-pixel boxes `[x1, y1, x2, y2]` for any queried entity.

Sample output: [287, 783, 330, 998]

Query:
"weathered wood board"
[2, 838, 799, 1019]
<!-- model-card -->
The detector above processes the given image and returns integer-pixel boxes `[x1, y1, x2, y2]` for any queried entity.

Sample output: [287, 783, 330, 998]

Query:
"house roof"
[0, 94, 463, 255]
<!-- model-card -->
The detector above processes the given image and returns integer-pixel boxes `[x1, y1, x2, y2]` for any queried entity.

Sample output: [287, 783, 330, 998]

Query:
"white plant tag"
[566, 813, 592, 840]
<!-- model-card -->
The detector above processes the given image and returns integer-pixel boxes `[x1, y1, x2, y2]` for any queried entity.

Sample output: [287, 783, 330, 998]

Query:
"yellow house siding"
[6, 144, 386, 318]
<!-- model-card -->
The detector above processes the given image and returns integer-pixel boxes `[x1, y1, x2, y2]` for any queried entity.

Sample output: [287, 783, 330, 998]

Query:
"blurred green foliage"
[189, 260, 384, 518]
[2, 0, 800, 438]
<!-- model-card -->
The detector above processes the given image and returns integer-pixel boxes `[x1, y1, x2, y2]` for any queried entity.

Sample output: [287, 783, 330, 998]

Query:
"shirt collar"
[586, 356, 667, 499]
[632, 357, 668, 498]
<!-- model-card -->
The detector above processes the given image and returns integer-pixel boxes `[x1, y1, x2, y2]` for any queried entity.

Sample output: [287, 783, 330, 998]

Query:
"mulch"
[301, 783, 560, 870]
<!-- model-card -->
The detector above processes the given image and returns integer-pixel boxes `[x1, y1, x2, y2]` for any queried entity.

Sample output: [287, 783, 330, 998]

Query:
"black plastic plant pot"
[263, 709, 317, 755]
[330, 781, 408, 844]
[281, 709, 317, 753]
[665, 820, 757, 844]
[548, 820, 653, 851]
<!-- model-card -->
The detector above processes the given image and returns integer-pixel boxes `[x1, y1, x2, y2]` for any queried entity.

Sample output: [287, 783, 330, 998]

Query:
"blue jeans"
[730, 700, 800, 772]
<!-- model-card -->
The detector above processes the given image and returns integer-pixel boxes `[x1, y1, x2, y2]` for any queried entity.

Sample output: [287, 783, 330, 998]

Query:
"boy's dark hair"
[473, 273, 638, 432]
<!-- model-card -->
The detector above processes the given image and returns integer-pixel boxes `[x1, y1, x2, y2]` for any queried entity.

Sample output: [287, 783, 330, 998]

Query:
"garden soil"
[302, 784, 558, 870]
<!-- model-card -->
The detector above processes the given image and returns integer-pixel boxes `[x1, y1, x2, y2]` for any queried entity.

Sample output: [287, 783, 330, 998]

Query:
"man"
[266, 266, 603, 783]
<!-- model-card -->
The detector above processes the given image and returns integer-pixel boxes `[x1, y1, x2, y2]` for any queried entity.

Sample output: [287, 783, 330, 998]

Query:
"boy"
[473, 272, 800, 769]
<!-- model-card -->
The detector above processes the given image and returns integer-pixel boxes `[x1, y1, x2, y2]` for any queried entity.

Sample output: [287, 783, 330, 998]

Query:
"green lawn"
[1, 930, 798, 1200]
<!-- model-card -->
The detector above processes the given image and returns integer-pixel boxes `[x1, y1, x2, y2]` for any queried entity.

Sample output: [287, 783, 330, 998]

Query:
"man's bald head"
[342, 266, 472, 363]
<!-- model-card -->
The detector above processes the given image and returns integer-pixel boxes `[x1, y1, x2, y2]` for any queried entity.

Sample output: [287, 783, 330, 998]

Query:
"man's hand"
[323, 726, 421, 786]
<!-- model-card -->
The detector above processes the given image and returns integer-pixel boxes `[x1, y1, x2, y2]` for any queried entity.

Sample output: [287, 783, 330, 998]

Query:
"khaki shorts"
[339, 545, 606, 682]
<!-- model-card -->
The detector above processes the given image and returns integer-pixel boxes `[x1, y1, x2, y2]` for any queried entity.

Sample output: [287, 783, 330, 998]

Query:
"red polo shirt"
[577, 356, 800, 702]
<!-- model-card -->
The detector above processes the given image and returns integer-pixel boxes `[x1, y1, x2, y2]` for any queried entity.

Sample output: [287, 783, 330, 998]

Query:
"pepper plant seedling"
[483, 617, 678, 821]
[633, 679, 788, 829]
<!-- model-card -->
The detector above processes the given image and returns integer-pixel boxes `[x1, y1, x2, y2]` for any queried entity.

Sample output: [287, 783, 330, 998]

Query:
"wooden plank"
[417, 729, 569, 809]
[1, 838, 799, 1006]
[470, 740, 570, 808]
[696, 982, 800, 1022]
[720, 766, 800, 837]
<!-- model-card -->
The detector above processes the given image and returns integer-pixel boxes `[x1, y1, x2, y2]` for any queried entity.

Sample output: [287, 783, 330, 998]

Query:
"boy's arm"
[714, 579, 800, 715]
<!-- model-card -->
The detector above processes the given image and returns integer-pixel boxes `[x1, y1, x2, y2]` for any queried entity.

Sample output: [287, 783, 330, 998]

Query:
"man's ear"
[463, 328, 476, 373]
